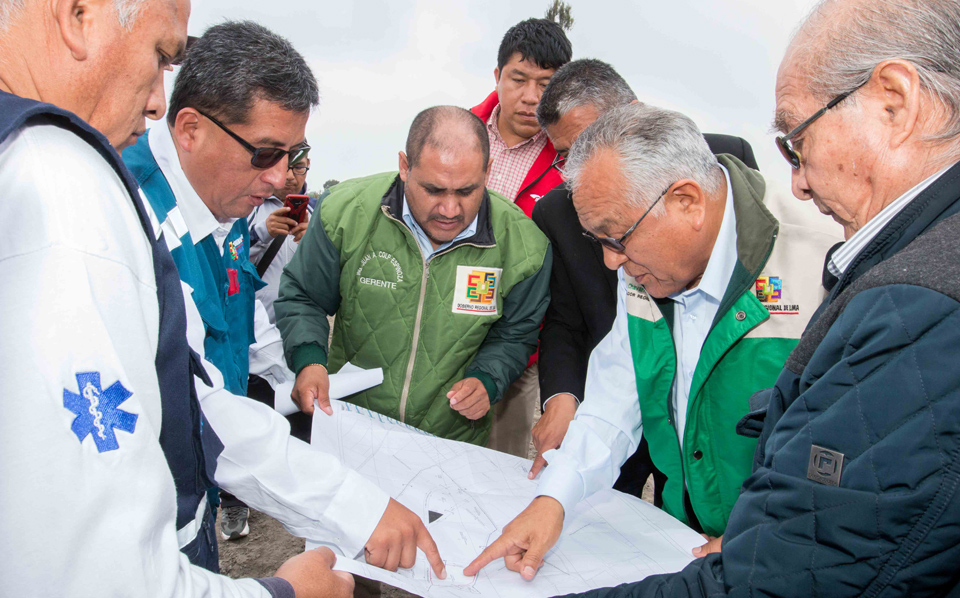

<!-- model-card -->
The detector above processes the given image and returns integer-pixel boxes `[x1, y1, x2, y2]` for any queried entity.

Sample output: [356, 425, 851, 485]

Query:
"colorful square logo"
[466, 271, 497, 304]
[756, 276, 782, 303]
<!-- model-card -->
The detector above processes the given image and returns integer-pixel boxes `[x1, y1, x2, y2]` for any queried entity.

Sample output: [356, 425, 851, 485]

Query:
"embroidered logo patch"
[756, 276, 782, 302]
[807, 445, 844, 486]
[63, 372, 138, 453]
[756, 275, 799, 315]
[453, 265, 501, 315]
[228, 238, 243, 261]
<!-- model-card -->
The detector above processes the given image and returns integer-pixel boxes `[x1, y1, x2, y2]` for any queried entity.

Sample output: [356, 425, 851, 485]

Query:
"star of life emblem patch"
[452, 265, 501, 316]
[63, 372, 138, 453]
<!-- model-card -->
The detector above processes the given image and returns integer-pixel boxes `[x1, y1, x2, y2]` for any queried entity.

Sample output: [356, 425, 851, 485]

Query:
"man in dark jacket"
[488, 0, 960, 595]
[528, 60, 759, 518]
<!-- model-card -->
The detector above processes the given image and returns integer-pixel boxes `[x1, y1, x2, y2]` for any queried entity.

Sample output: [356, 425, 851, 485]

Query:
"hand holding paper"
[276, 362, 384, 417]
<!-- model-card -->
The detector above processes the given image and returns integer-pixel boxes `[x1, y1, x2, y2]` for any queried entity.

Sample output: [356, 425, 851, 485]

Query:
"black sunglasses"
[582, 184, 671, 253]
[196, 109, 310, 170]
[775, 84, 863, 170]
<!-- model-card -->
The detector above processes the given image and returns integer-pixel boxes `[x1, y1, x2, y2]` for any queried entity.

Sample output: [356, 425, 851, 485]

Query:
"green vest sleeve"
[275, 201, 342, 373]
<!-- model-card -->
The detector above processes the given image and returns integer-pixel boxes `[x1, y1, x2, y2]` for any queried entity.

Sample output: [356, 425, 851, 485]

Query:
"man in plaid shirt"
[471, 18, 572, 457]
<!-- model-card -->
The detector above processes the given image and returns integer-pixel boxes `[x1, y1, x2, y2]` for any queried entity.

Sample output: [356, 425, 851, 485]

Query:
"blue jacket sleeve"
[560, 284, 960, 598]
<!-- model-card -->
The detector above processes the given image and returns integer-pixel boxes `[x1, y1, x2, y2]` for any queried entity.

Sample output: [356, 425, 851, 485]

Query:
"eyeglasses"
[289, 164, 310, 176]
[582, 184, 671, 253]
[775, 84, 863, 170]
[196, 109, 310, 169]
[550, 153, 566, 174]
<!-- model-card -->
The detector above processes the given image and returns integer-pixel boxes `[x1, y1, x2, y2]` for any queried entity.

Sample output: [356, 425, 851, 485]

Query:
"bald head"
[405, 106, 490, 173]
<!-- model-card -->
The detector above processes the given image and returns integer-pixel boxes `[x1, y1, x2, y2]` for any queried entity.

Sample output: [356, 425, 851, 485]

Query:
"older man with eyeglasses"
[464, 102, 840, 581]
[479, 0, 960, 596]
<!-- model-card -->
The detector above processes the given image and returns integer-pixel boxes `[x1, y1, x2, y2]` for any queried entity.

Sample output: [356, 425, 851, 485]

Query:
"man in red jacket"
[471, 18, 572, 457]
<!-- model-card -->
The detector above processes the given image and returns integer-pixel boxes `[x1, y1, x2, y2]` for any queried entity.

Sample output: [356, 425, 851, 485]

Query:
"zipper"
[381, 205, 496, 422]
[399, 251, 428, 422]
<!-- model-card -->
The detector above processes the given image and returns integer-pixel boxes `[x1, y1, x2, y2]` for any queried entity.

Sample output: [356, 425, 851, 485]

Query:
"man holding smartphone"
[249, 155, 312, 323]
[248, 156, 314, 442]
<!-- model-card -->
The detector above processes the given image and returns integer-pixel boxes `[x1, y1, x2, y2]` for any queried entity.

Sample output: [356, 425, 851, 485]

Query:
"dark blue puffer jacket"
[564, 162, 960, 598]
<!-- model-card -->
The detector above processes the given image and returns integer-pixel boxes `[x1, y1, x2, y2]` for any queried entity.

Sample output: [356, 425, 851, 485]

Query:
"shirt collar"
[828, 160, 958, 276]
[401, 194, 478, 258]
[149, 123, 220, 243]
[672, 164, 738, 304]
[486, 104, 546, 150]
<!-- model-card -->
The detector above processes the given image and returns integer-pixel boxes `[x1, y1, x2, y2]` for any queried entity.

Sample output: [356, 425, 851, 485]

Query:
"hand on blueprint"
[463, 496, 564, 581]
[529, 393, 578, 478]
[692, 534, 722, 558]
[447, 377, 490, 420]
[274, 546, 354, 598]
[365, 498, 447, 579]
[293, 364, 332, 415]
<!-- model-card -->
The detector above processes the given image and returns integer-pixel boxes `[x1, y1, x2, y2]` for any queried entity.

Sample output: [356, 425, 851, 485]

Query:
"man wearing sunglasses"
[124, 21, 445, 576]
[466, 102, 840, 581]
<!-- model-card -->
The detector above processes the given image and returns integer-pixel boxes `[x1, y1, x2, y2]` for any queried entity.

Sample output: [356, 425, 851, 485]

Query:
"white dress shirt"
[537, 166, 738, 517]
[401, 194, 478, 260]
[149, 124, 294, 392]
[0, 122, 390, 597]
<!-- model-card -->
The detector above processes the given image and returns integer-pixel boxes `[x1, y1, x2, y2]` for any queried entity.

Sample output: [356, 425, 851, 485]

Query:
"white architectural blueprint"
[309, 400, 704, 598]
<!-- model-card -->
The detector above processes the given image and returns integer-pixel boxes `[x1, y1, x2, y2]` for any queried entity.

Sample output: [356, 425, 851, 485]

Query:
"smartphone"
[284, 194, 309, 225]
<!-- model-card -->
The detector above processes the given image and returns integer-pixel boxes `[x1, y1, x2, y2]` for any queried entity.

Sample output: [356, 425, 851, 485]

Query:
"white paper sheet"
[308, 400, 704, 598]
[273, 362, 384, 416]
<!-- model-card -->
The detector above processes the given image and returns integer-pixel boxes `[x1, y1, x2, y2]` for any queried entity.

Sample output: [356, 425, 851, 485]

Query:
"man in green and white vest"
[465, 102, 841, 580]
[275, 106, 551, 446]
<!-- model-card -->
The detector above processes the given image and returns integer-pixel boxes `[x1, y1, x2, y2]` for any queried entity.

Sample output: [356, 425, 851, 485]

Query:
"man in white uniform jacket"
[0, 0, 444, 596]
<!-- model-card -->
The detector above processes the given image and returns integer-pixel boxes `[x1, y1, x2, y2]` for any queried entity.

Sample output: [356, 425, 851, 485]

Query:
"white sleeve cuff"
[536, 449, 585, 521]
[542, 393, 581, 409]
[314, 470, 391, 558]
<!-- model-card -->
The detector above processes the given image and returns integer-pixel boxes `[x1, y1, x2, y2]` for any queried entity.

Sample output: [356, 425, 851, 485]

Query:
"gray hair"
[565, 103, 722, 217]
[795, 0, 960, 142]
[0, 0, 145, 30]
[537, 59, 638, 128]
[167, 20, 319, 127]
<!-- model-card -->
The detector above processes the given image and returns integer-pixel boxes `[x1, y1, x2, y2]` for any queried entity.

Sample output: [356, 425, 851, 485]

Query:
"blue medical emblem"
[63, 372, 138, 453]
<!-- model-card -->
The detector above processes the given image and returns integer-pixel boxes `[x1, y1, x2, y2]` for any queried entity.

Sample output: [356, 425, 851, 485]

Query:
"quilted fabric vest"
[322, 172, 549, 444]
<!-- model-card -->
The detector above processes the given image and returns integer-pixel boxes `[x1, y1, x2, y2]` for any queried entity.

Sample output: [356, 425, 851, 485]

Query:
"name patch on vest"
[356, 250, 405, 291]
[452, 265, 501, 316]
[624, 277, 662, 322]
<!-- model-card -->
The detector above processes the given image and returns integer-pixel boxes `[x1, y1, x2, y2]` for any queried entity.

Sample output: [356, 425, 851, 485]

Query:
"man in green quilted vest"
[465, 102, 841, 581]
[275, 106, 552, 446]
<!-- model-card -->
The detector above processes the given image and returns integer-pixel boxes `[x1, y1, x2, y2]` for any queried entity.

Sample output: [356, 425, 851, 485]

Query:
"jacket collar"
[148, 123, 221, 244]
[471, 90, 500, 122]
[381, 174, 495, 248]
[710, 155, 778, 320]
[831, 159, 960, 299]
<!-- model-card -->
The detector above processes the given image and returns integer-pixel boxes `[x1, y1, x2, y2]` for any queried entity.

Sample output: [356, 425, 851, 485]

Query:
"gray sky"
[165, 0, 821, 193]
